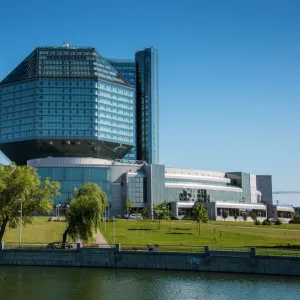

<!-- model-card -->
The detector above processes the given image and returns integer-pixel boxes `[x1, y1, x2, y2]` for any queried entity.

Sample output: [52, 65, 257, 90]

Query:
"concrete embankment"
[0, 244, 299, 276]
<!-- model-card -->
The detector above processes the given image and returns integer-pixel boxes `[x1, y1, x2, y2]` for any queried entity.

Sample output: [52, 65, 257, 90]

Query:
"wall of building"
[1, 247, 300, 277]
[250, 174, 258, 203]
[257, 175, 273, 204]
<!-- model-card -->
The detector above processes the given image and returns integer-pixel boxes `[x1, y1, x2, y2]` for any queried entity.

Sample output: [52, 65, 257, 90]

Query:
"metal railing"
[120, 244, 205, 253]
[83, 243, 114, 249]
[2, 242, 300, 257]
[255, 248, 300, 257]
[3, 242, 77, 251]
[209, 246, 251, 253]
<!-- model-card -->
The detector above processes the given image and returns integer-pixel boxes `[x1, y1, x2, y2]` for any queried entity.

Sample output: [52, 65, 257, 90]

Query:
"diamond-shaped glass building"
[0, 45, 135, 164]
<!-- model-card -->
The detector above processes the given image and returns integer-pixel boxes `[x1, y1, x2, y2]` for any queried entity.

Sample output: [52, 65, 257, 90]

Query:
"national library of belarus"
[0, 43, 293, 221]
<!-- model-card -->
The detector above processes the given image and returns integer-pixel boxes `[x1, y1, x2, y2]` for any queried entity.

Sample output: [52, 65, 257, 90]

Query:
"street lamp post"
[17, 199, 23, 246]
[104, 208, 107, 233]
[112, 217, 115, 244]
[65, 205, 69, 228]
[56, 204, 61, 220]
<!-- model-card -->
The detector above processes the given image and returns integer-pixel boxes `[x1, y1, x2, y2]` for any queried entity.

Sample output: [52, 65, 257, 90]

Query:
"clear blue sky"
[1, 0, 299, 205]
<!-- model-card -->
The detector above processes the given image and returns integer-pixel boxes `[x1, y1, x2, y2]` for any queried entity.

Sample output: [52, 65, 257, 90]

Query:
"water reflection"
[0, 267, 299, 300]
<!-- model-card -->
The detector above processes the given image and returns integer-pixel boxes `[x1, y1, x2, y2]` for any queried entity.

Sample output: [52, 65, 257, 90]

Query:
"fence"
[83, 243, 114, 249]
[118, 244, 205, 253]
[209, 246, 251, 253]
[255, 247, 300, 257]
[2, 242, 300, 258]
[3, 242, 78, 251]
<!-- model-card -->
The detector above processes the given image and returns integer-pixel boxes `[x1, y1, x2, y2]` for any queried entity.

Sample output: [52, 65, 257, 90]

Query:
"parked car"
[129, 213, 143, 220]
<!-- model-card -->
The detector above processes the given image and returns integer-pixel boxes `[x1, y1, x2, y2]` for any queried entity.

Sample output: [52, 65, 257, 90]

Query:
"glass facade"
[37, 166, 111, 205]
[165, 187, 243, 203]
[216, 207, 266, 218]
[165, 173, 252, 204]
[0, 46, 135, 164]
[108, 59, 136, 160]
[127, 175, 146, 203]
[135, 48, 159, 164]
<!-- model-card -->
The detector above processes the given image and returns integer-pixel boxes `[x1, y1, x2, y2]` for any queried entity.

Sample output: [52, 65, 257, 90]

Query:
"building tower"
[135, 48, 159, 164]
[0, 45, 135, 165]
[109, 47, 159, 164]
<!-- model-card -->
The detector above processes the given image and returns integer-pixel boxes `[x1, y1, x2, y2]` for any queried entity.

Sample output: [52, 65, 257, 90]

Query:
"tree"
[153, 201, 170, 230]
[140, 207, 148, 218]
[251, 212, 257, 222]
[233, 214, 238, 221]
[222, 210, 228, 221]
[62, 183, 108, 245]
[0, 164, 60, 241]
[242, 213, 248, 222]
[125, 199, 135, 216]
[192, 203, 209, 235]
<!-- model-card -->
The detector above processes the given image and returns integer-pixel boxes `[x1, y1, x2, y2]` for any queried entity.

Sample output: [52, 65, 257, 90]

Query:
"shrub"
[251, 212, 257, 221]
[275, 219, 282, 225]
[222, 210, 228, 221]
[289, 216, 300, 224]
[254, 220, 261, 225]
[262, 219, 271, 226]
[115, 214, 122, 219]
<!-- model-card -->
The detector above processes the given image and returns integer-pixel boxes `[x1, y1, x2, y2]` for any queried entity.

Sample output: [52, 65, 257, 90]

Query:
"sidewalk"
[94, 230, 110, 247]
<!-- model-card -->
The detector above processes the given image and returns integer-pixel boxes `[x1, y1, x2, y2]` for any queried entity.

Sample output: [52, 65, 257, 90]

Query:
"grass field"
[2, 217, 300, 250]
[3, 217, 65, 244]
[102, 219, 300, 248]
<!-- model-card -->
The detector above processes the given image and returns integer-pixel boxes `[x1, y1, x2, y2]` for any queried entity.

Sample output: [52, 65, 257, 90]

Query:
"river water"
[0, 266, 299, 300]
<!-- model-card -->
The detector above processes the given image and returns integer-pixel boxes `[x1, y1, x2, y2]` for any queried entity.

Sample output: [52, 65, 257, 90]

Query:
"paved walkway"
[94, 230, 110, 247]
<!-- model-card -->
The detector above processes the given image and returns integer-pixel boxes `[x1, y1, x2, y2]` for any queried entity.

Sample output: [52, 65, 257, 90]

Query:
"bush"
[114, 214, 122, 219]
[275, 219, 282, 225]
[289, 216, 300, 224]
[262, 219, 271, 226]
[254, 220, 261, 225]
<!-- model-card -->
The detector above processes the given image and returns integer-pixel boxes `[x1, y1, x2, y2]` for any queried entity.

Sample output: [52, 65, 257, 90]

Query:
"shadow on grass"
[173, 228, 191, 231]
[127, 228, 152, 231]
[166, 232, 192, 235]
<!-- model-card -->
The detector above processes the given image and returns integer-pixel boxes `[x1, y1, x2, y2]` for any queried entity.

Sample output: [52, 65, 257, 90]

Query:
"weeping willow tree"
[62, 182, 108, 245]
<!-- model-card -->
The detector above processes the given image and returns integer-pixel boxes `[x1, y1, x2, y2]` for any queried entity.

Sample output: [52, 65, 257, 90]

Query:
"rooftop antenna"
[63, 41, 69, 48]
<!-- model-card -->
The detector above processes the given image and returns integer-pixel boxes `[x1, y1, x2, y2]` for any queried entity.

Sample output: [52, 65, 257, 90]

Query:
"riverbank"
[0, 244, 300, 277]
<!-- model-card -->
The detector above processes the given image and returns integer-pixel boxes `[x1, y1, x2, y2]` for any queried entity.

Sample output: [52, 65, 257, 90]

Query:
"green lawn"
[2, 217, 300, 250]
[3, 217, 65, 244]
[102, 219, 300, 248]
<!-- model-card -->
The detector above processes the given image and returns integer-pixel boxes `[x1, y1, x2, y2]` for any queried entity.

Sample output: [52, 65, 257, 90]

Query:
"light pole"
[56, 204, 61, 220]
[104, 208, 107, 233]
[112, 217, 115, 244]
[17, 199, 23, 246]
[65, 205, 69, 228]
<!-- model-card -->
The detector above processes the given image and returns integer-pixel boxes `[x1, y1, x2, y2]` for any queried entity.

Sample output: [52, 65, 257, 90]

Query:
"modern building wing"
[0, 45, 135, 164]
[27, 157, 290, 222]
